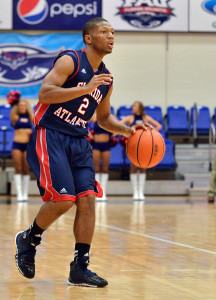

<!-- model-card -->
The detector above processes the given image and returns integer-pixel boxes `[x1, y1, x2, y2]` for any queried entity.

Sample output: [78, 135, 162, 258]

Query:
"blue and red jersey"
[34, 49, 112, 136]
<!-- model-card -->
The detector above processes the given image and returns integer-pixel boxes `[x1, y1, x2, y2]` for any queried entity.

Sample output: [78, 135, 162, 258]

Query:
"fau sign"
[118, 0, 175, 29]
[0, 44, 63, 87]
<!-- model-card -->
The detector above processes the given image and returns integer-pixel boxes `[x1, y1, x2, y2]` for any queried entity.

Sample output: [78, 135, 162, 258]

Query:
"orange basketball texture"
[126, 129, 166, 168]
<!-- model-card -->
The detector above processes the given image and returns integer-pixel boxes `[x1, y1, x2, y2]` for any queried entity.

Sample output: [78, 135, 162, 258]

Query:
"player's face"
[18, 101, 27, 114]
[132, 102, 140, 115]
[90, 22, 114, 54]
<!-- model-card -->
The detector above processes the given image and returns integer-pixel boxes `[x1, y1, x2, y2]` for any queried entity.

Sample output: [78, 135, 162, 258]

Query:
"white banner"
[190, 0, 216, 32]
[0, 0, 12, 29]
[102, 0, 188, 32]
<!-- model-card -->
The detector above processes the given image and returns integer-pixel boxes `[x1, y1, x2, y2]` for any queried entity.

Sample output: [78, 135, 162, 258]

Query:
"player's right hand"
[85, 74, 113, 94]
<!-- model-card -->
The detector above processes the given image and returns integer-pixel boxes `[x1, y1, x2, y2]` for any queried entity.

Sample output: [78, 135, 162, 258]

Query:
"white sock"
[138, 173, 146, 200]
[14, 174, 23, 201]
[23, 175, 30, 201]
[95, 173, 100, 183]
[100, 173, 108, 201]
[130, 173, 139, 200]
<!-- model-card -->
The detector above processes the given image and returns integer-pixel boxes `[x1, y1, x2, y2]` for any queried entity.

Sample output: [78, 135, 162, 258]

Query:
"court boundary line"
[65, 215, 216, 255]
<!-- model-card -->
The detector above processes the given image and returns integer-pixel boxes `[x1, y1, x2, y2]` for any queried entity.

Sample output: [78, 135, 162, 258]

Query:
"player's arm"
[39, 55, 112, 104]
[96, 86, 135, 137]
[145, 116, 162, 131]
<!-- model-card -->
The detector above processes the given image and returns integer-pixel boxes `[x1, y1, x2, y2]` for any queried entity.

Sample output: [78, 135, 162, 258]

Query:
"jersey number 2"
[78, 98, 89, 115]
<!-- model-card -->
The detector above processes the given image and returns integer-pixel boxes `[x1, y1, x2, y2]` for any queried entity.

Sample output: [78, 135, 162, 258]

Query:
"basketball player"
[121, 101, 162, 200]
[15, 18, 148, 287]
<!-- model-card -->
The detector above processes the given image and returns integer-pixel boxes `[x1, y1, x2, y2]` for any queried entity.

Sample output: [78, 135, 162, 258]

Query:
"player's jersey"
[131, 115, 144, 126]
[34, 49, 112, 137]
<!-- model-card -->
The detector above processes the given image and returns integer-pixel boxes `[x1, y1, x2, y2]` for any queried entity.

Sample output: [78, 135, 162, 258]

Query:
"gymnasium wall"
[103, 32, 216, 115]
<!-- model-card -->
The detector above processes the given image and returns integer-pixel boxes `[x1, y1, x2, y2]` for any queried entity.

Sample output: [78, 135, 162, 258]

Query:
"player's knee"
[76, 195, 95, 214]
[55, 200, 74, 215]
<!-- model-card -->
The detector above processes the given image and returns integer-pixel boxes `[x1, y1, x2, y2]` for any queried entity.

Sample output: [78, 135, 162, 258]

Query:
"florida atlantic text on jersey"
[34, 49, 112, 136]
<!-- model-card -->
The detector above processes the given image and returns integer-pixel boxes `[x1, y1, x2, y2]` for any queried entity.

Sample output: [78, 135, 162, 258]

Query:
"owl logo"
[0, 44, 64, 87]
[1, 52, 28, 70]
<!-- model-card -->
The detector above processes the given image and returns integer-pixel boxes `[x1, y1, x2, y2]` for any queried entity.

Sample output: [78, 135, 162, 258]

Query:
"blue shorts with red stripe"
[27, 127, 102, 202]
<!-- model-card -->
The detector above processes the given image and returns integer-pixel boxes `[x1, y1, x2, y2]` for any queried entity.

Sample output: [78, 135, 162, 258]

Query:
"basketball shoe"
[15, 230, 41, 279]
[68, 256, 108, 288]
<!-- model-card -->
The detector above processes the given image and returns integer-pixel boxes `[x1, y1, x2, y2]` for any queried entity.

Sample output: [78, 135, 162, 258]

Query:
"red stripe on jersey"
[98, 63, 105, 75]
[52, 50, 80, 81]
[107, 69, 113, 90]
[66, 50, 80, 81]
[34, 103, 49, 125]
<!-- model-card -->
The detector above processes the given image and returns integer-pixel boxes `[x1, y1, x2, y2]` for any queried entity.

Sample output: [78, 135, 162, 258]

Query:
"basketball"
[126, 128, 166, 168]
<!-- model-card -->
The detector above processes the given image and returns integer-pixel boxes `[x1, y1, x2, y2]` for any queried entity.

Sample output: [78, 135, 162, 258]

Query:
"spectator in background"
[89, 113, 118, 201]
[10, 96, 34, 201]
[121, 101, 162, 200]
[208, 153, 216, 203]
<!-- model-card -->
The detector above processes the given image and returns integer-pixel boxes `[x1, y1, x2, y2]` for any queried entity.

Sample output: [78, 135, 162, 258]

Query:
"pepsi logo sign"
[17, 0, 49, 25]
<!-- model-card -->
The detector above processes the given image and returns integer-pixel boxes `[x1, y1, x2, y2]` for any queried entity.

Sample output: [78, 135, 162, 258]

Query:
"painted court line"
[65, 215, 216, 255]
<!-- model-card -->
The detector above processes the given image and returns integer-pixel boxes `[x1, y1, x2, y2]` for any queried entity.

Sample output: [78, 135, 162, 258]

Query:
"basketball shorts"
[27, 127, 102, 202]
[92, 141, 110, 152]
[12, 141, 28, 152]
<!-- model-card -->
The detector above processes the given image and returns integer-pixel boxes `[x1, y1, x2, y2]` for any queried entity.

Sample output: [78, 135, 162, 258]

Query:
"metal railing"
[208, 123, 215, 171]
[192, 103, 198, 148]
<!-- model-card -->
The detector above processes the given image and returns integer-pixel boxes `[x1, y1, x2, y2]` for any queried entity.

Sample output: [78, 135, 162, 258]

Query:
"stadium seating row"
[116, 105, 214, 136]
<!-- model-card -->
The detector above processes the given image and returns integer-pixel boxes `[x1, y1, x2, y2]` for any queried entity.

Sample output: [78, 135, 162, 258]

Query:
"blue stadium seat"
[190, 106, 211, 135]
[145, 105, 163, 123]
[0, 104, 11, 119]
[109, 143, 130, 169]
[153, 139, 175, 170]
[0, 129, 14, 156]
[145, 105, 165, 137]
[166, 106, 189, 135]
[117, 105, 132, 120]
[0, 117, 13, 130]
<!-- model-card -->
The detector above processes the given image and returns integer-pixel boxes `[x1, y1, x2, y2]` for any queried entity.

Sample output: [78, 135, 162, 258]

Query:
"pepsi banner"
[190, 0, 216, 31]
[13, 0, 101, 30]
[102, 0, 189, 32]
[0, 33, 84, 97]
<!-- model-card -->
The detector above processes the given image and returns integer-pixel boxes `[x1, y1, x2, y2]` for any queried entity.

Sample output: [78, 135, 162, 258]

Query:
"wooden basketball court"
[0, 195, 215, 299]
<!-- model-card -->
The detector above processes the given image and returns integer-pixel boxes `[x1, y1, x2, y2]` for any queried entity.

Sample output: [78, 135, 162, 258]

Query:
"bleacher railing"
[208, 123, 215, 172]
[192, 103, 198, 148]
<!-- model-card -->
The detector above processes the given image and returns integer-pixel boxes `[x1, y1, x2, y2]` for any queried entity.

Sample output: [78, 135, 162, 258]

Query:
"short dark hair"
[82, 17, 109, 44]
